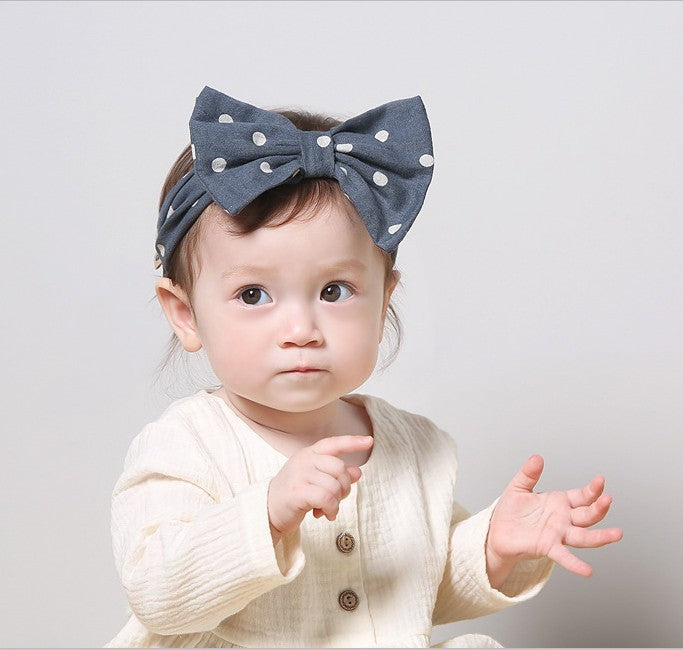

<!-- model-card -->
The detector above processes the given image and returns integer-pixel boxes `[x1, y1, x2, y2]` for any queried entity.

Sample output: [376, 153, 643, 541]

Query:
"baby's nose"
[277, 302, 323, 347]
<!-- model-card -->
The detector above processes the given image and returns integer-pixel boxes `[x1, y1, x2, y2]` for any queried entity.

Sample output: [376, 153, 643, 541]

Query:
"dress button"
[336, 531, 355, 553]
[338, 589, 359, 611]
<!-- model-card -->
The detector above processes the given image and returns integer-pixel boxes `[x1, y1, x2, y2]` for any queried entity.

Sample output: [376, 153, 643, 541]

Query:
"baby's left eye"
[321, 283, 353, 303]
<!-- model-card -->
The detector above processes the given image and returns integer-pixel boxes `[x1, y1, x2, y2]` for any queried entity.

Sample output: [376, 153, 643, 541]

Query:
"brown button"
[338, 589, 359, 611]
[336, 531, 355, 553]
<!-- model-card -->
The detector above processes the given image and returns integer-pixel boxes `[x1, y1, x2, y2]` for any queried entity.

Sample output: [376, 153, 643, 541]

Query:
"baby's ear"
[154, 278, 202, 353]
[379, 269, 401, 341]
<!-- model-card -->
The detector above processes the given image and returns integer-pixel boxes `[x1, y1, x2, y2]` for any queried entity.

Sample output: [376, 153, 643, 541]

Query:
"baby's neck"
[214, 387, 363, 446]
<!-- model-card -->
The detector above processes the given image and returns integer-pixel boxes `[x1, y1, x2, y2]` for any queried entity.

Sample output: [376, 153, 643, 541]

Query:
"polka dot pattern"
[373, 171, 388, 186]
[212, 158, 227, 172]
[158, 88, 436, 276]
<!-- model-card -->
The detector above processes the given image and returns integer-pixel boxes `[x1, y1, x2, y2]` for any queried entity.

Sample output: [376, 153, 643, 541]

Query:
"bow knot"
[298, 130, 336, 179]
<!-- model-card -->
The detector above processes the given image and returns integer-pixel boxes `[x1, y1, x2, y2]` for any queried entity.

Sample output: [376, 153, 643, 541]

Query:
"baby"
[106, 87, 622, 648]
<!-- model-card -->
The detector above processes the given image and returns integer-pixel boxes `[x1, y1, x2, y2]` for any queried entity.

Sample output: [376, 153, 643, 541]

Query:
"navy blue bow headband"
[154, 86, 435, 276]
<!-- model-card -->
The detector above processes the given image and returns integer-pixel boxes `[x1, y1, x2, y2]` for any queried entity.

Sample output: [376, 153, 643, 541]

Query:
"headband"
[154, 86, 435, 276]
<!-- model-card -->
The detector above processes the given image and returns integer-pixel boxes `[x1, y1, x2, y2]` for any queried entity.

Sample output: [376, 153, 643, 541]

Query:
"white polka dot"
[317, 135, 331, 147]
[375, 130, 389, 142]
[192, 199, 199, 207]
[212, 157, 227, 172]
[157, 243, 165, 256]
[253, 131, 267, 146]
[373, 171, 388, 186]
[343, 192, 351, 201]
[419, 154, 434, 167]
[260, 161, 272, 173]
[340, 166, 348, 176]
[191, 143, 196, 160]
[336, 143, 353, 153]
[290, 169, 301, 178]
[218, 113, 233, 123]
[166, 205, 174, 218]
[388, 224, 402, 235]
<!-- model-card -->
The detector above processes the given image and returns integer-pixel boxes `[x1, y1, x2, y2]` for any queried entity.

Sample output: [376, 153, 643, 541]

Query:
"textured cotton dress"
[105, 390, 554, 648]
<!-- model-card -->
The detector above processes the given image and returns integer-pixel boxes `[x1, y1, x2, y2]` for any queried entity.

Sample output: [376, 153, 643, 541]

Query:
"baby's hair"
[150, 106, 403, 392]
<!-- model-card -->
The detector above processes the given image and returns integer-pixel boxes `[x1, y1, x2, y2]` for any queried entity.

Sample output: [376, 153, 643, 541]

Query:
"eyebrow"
[221, 259, 367, 281]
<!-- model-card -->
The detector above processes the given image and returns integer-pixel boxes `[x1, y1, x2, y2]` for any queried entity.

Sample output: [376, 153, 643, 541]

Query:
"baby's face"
[186, 200, 397, 414]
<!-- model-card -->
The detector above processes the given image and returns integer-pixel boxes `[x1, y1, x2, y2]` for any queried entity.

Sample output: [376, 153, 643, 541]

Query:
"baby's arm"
[431, 431, 556, 626]
[431, 499, 555, 626]
[111, 422, 305, 636]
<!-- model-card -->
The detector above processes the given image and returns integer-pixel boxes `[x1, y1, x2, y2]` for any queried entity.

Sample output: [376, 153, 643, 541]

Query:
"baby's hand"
[485, 455, 623, 588]
[267, 435, 374, 539]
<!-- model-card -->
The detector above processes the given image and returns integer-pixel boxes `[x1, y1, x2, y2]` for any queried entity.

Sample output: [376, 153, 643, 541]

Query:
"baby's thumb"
[507, 454, 544, 493]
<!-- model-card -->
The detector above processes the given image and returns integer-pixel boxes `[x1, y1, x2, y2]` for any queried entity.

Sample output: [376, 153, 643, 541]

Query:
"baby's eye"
[321, 283, 353, 303]
[239, 287, 273, 306]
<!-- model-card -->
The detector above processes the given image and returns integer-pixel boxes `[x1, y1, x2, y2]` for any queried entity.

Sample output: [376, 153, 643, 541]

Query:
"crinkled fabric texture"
[105, 390, 553, 647]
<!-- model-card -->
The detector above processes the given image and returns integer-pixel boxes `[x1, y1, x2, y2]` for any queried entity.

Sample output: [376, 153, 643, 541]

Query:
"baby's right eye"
[239, 287, 272, 306]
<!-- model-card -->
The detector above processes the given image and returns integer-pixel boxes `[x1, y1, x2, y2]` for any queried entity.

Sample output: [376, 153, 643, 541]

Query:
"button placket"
[333, 481, 364, 613]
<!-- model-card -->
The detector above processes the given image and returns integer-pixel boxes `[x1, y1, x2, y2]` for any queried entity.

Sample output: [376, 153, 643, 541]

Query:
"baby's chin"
[235, 383, 361, 415]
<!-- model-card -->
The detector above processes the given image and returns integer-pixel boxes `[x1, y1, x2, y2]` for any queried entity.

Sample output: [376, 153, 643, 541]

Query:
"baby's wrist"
[485, 539, 518, 590]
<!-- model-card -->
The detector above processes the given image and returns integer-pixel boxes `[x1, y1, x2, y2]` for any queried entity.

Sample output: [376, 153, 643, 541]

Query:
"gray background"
[1, 1, 681, 647]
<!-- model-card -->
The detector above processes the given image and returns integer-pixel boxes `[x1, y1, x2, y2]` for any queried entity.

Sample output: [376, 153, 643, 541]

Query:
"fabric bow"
[155, 86, 435, 275]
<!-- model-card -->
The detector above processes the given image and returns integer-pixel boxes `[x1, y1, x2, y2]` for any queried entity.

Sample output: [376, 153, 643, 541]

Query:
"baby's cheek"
[344, 327, 381, 375]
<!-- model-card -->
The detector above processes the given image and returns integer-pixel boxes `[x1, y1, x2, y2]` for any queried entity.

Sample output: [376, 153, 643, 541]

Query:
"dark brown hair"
[150, 107, 403, 393]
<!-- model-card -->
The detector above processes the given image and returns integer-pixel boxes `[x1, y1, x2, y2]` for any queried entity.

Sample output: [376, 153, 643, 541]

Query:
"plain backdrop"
[1, 1, 681, 647]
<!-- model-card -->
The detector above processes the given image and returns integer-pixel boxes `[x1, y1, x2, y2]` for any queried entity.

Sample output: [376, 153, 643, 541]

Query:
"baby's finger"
[547, 544, 593, 577]
[306, 483, 341, 521]
[308, 471, 345, 506]
[505, 455, 544, 493]
[570, 494, 613, 527]
[347, 466, 362, 482]
[313, 455, 356, 497]
[564, 525, 623, 549]
[312, 434, 374, 459]
[566, 475, 605, 508]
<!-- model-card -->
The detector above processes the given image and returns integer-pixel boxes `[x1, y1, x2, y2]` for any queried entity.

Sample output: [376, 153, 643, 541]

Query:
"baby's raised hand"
[485, 455, 623, 588]
[267, 435, 374, 540]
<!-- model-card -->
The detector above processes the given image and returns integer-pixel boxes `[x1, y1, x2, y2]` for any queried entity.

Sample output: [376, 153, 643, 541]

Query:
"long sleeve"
[431, 497, 554, 625]
[110, 421, 305, 636]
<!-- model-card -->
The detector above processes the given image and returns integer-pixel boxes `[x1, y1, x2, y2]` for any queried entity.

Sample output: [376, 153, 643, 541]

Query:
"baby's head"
[154, 107, 403, 409]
